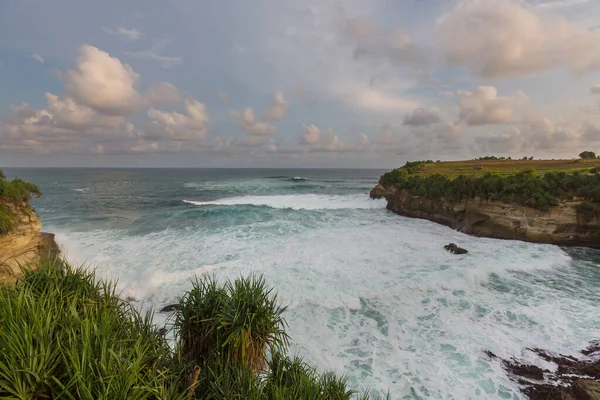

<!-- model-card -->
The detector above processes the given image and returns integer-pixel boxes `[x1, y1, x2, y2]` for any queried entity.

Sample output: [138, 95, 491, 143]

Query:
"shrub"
[0, 261, 183, 400]
[175, 275, 289, 372]
[0, 205, 14, 234]
[0, 261, 374, 399]
[0, 170, 42, 234]
[579, 151, 597, 159]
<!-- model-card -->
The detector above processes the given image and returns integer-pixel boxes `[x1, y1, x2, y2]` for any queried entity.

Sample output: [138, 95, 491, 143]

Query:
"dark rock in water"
[502, 359, 546, 380]
[444, 243, 468, 254]
[160, 304, 179, 313]
[493, 342, 600, 400]
[158, 327, 168, 337]
[583, 341, 600, 356]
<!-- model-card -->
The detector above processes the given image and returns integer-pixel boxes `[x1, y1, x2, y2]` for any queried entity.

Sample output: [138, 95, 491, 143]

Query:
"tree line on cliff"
[380, 165, 600, 211]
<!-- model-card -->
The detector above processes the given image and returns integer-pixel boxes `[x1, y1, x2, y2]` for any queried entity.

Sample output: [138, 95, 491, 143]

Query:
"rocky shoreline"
[370, 184, 600, 249]
[0, 203, 60, 283]
[487, 342, 600, 399]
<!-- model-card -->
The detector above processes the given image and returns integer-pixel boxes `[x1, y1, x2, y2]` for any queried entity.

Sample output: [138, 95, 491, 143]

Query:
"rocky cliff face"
[371, 184, 600, 249]
[0, 204, 48, 283]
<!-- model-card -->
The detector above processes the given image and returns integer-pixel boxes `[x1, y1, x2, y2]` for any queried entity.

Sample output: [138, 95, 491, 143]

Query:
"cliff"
[0, 203, 56, 284]
[371, 184, 600, 249]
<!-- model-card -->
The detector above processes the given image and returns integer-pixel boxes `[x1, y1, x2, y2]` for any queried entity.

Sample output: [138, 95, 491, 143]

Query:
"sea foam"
[182, 193, 386, 210]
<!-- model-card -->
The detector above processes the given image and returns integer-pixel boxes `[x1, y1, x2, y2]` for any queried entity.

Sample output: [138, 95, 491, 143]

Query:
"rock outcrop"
[371, 184, 600, 249]
[444, 243, 468, 254]
[0, 203, 55, 284]
[489, 342, 600, 400]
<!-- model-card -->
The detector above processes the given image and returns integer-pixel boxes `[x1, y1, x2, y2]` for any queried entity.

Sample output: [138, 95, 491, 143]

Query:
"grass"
[414, 159, 600, 179]
[0, 260, 385, 399]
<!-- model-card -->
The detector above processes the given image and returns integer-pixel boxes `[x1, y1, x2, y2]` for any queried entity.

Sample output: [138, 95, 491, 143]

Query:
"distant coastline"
[372, 158, 600, 249]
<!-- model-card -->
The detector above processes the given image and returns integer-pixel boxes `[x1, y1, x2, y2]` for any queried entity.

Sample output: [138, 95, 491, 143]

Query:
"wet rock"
[573, 380, 600, 400]
[502, 359, 546, 380]
[583, 341, 600, 356]
[493, 341, 600, 400]
[159, 304, 179, 313]
[444, 243, 468, 254]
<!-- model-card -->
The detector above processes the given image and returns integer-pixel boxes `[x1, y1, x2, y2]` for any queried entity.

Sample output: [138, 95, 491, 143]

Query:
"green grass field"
[414, 159, 600, 178]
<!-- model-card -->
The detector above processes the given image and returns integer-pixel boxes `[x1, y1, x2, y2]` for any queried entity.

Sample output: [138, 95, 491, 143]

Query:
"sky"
[2, 0, 600, 168]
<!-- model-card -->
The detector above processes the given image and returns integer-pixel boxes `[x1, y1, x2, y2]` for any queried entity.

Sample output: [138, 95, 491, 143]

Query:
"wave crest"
[183, 194, 385, 210]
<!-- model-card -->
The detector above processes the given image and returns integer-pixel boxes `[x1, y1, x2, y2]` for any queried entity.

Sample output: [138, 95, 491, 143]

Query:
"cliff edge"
[371, 184, 600, 249]
[0, 203, 57, 283]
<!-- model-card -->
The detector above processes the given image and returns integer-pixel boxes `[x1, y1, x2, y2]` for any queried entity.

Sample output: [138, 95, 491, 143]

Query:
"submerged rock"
[444, 243, 468, 254]
[159, 304, 179, 313]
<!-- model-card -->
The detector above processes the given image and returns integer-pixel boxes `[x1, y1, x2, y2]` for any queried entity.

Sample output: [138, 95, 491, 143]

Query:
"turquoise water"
[6, 168, 600, 399]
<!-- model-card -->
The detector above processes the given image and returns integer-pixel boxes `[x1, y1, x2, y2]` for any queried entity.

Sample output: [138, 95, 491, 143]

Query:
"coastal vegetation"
[0, 170, 41, 233]
[0, 260, 378, 399]
[379, 158, 600, 211]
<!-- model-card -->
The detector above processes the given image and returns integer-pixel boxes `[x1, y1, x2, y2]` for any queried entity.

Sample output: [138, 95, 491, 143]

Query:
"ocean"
[5, 168, 600, 399]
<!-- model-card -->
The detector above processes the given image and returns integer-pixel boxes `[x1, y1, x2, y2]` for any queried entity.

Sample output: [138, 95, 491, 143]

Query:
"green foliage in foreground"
[0, 169, 42, 234]
[380, 167, 600, 211]
[0, 261, 382, 399]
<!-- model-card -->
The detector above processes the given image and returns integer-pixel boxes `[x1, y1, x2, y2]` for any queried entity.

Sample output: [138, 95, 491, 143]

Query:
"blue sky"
[2, 0, 600, 167]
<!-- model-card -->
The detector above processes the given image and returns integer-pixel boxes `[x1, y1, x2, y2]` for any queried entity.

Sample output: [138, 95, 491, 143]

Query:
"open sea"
[5, 168, 600, 399]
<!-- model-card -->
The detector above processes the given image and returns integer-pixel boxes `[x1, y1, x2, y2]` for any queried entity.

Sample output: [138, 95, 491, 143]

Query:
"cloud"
[474, 128, 524, 153]
[457, 86, 529, 125]
[582, 121, 600, 141]
[102, 27, 142, 40]
[128, 39, 182, 69]
[404, 108, 440, 126]
[64, 44, 143, 116]
[352, 86, 418, 112]
[298, 124, 368, 153]
[31, 53, 44, 63]
[262, 92, 289, 122]
[145, 82, 183, 107]
[536, 0, 589, 9]
[229, 108, 276, 136]
[590, 85, 600, 95]
[146, 98, 210, 142]
[439, 91, 454, 98]
[437, 0, 600, 78]
[341, 17, 427, 73]
[300, 124, 321, 145]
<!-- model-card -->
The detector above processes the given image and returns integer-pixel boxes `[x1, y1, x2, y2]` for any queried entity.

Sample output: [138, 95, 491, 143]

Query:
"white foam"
[183, 193, 385, 210]
[49, 206, 598, 399]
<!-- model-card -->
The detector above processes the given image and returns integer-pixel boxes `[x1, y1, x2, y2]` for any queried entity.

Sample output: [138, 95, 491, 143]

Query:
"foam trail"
[183, 193, 385, 210]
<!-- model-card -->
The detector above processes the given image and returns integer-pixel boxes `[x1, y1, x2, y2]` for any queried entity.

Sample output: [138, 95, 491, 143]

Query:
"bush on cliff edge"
[0, 260, 377, 399]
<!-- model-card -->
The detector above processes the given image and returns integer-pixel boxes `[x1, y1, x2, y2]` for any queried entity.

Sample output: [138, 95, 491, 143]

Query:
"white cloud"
[31, 53, 44, 63]
[102, 27, 142, 40]
[128, 39, 182, 69]
[230, 108, 276, 136]
[262, 92, 289, 122]
[64, 44, 143, 116]
[300, 124, 321, 145]
[536, 0, 589, 9]
[352, 86, 418, 112]
[457, 86, 529, 125]
[437, 0, 600, 78]
[146, 98, 209, 142]
[145, 82, 183, 107]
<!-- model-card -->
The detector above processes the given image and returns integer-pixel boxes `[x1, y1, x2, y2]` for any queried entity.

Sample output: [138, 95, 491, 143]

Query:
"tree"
[579, 151, 597, 159]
